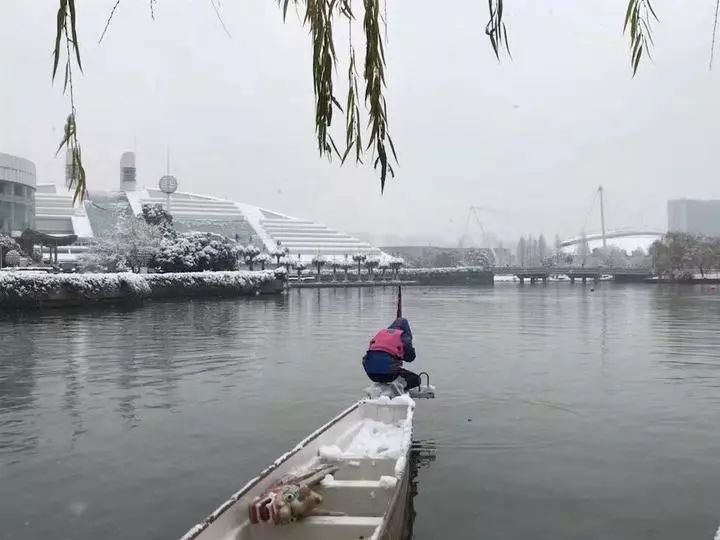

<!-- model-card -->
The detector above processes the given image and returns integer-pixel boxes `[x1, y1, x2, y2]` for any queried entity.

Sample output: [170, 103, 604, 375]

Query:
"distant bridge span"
[561, 229, 664, 248]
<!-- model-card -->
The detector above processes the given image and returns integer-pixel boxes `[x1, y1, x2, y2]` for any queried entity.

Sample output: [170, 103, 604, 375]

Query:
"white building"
[33, 152, 383, 263]
[0, 152, 36, 235]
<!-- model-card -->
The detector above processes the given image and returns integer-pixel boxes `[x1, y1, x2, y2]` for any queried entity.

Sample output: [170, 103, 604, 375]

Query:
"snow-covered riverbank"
[0, 270, 285, 309]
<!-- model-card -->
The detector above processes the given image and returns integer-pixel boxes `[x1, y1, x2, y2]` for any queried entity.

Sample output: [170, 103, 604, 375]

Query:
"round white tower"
[119, 152, 137, 192]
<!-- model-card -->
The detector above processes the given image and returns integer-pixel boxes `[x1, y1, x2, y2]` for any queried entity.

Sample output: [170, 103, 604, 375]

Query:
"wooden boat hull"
[181, 396, 415, 540]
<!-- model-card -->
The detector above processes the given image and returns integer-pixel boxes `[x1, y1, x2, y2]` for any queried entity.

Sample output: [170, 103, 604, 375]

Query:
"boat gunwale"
[370, 398, 415, 540]
[179, 400, 361, 540]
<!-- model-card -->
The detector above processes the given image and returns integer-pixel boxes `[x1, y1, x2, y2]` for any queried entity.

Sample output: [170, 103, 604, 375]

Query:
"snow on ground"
[0, 270, 282, 306]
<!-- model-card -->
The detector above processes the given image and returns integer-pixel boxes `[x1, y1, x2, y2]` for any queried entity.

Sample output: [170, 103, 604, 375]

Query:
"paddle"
[396, 285, 402, 319]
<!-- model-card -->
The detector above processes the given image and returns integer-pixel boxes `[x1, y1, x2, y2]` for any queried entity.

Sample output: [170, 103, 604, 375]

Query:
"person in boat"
[362, 317, 420, 391]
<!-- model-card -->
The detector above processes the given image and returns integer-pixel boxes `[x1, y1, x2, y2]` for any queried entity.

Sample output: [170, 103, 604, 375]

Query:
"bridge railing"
[493, 266, 652, 276]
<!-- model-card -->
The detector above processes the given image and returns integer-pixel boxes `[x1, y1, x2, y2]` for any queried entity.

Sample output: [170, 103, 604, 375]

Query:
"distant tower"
[158, 146, 177, 212]
[158, 175, 178, 212]
[119, 152, 137, 191]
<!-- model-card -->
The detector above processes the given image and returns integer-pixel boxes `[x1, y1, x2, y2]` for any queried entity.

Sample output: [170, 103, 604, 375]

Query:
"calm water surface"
[2, 285, 720, 540]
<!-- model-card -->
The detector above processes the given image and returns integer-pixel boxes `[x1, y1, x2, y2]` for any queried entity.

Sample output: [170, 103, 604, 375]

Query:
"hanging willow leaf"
[486, 0, 511, 60]
[67, 0, 82, 70]
[55, 115, 86, 204]
[624, 0, 658, 76]
[364, 0, 394, 191]
[53, 0, 86, 203]
[52, 0, 68, 80]
[343, 42, 363, 165]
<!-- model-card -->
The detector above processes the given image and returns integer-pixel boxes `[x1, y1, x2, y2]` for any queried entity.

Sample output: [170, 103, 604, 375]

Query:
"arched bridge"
[560, 229, 664, 248]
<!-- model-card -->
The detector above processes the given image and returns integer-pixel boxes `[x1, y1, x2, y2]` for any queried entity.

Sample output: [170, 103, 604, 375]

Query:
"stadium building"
[32, 152, 383, 263]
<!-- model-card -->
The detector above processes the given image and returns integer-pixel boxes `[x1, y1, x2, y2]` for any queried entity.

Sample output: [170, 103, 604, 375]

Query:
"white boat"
[180, 382, 434, 540]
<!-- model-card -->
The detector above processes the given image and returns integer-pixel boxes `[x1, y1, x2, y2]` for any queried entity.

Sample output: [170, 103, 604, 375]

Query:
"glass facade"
[0, 180, 35, 233]
[0, 153, 37, 235]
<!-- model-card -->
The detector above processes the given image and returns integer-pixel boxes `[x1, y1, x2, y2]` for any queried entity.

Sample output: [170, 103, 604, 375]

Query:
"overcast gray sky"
[2, 0, 720, 246]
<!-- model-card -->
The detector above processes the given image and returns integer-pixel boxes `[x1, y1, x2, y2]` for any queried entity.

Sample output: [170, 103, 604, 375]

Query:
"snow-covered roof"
[32, 184, 386, 262]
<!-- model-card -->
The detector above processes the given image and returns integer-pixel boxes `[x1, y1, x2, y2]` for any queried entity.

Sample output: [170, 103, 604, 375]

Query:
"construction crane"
[458, 206, 498, 265]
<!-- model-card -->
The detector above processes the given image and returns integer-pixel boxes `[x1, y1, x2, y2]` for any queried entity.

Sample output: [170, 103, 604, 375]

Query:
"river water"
[1, 284, 720, 540]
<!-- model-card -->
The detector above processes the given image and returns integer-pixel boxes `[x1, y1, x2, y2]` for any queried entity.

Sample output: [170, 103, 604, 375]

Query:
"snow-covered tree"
[352, 253, 367, 278]
[244, 244, 262, 270]
[464, 248, 491, 268]
[82, 216, 162, 273]
[364, 256, 380, 278]
[328, 256, 342, 281]
[255, 252, 272, 270]
[339, 254, 353, 281]
[311, 254, 327, 277]
[377, 259, 388, 279]
[270, 243, 290, 266]
[278, 255, 291, 272]
[600, 246, 628, 268]
[141, 203, 174, 235]
[649, 239, 671, 277]
[388, 256, 404, 278]
[292, 256, 307, 280]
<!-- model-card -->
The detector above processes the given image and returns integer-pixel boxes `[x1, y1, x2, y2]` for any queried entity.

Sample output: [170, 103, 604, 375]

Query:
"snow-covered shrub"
[4, 250, 21, 267]
[155, 232, 240, 272]
[1, 235, 25, 265]
[0, 270, 281, 307]
[0, 271, 150, 306]
[144, 270, 279, 297]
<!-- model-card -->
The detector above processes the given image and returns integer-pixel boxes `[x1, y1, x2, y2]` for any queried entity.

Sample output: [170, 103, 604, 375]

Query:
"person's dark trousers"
[398, 368, 420, 390]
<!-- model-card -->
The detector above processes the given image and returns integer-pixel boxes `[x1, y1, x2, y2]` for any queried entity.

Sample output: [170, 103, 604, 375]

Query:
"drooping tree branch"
[53, 0, 86, 204]
[50, 0, 680, 203]
[486, 0, 511, 60]
[624, 0, 658, 76]
[710, 0, 720, 68]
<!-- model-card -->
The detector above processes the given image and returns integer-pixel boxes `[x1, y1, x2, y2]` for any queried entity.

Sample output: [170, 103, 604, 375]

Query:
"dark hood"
[388, 317, 412, 338]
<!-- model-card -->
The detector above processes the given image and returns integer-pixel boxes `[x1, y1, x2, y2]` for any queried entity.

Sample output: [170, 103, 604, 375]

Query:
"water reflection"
[403, 439, 437, 539]
[649, 287, 720, 384]
[0, 316, 38, 455]
[2, 287, 720, 540]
